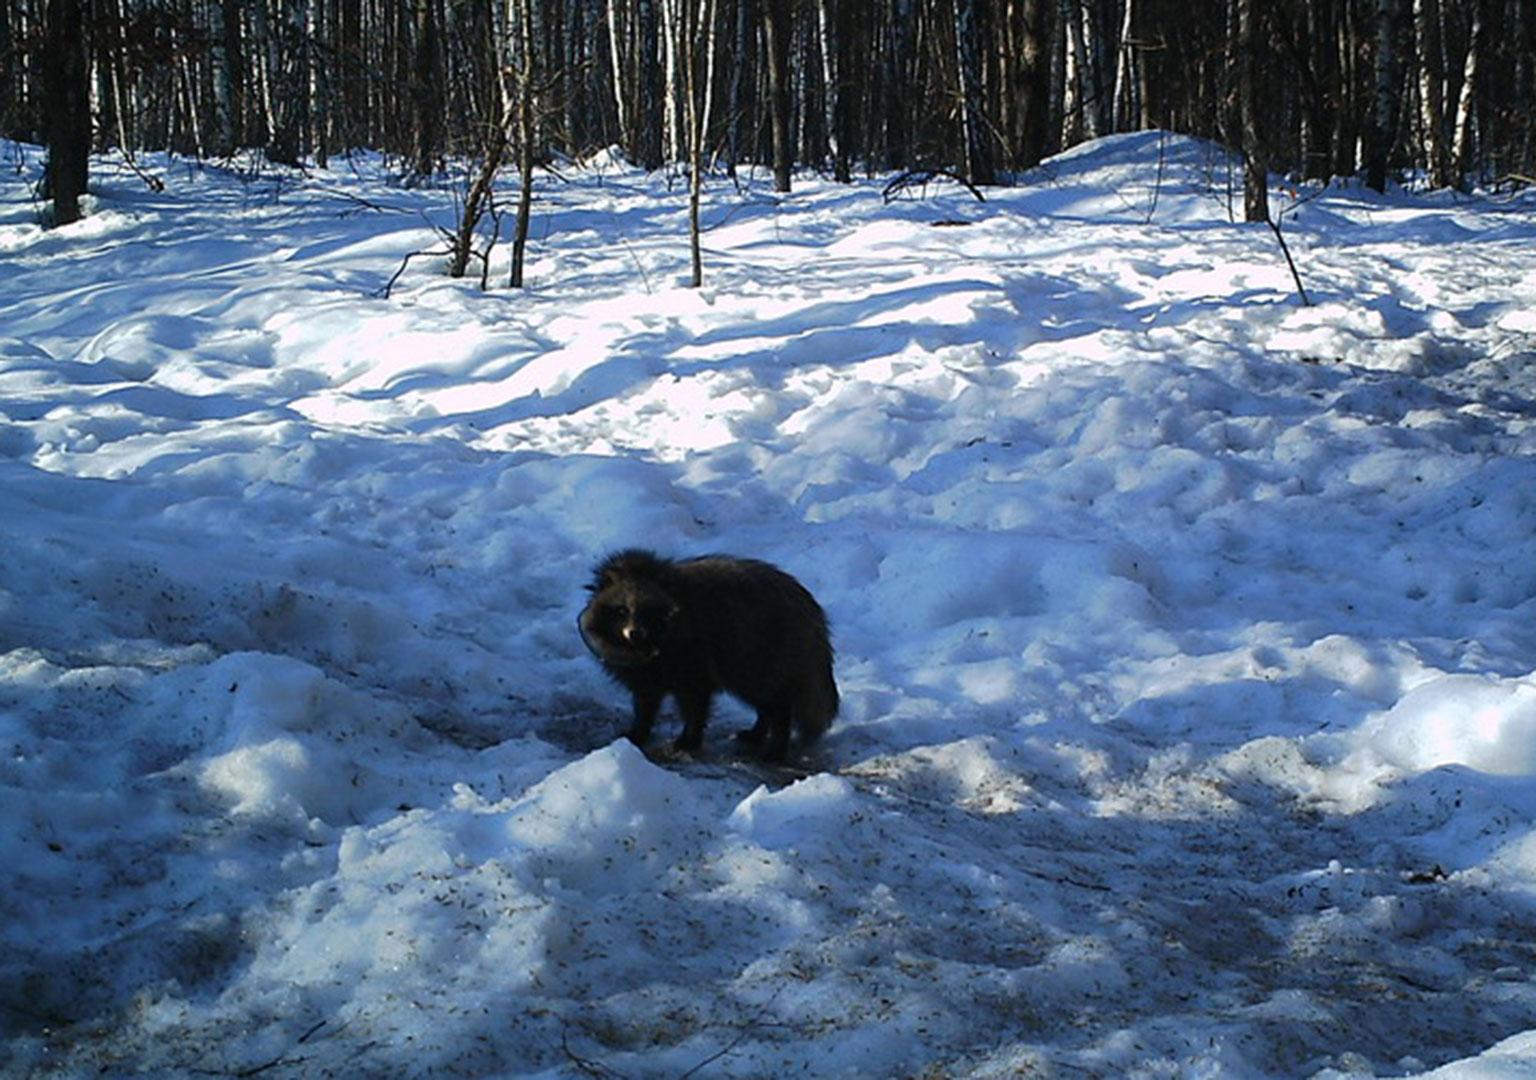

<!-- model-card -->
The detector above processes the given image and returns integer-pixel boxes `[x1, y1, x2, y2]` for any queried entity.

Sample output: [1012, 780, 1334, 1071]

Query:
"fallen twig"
[115, 148, 166, 193]
[677, 1028, 754, 1080]
[231, 1053, 306, 1079]
[1266, 210, 1311, 307]
[313, 187, 396, 216]
[560, 1030, 629, 1079]
[882, 168, 987, 205]
[677, 990, 785, 1079]
[379, 246, 452, 299]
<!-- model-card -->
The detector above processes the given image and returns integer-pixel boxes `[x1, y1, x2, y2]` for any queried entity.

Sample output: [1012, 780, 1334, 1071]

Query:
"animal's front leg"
[626, 688, 663, 746]
[673, 685, 713, 753]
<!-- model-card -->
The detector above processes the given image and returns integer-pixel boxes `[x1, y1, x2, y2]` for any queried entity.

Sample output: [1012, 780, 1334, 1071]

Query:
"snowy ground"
[3, 132, 1536, 1078]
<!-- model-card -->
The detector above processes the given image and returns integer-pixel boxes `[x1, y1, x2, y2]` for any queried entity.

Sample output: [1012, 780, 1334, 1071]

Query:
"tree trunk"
[1077, 0, 1107, 138]
[1237, 0, 1268, 221]
[1519, 0, 1536, 175]
[636, 0, 663, 168]
[563, 0, 583, 154]
[1332, 0, 1360, 176]
[683, 0, 713, 285]
[1111, 0, 1136, 131]
[953, 0, 994, 184]
[0, 5, 13, 140]
[816, 0, 848, 180]
[1017, 0, 1050, 167]
[1297, 0, 1335, 180]
[763, 0, 792, 191]
[1061, 0, 1085, 145]
[450, 99, 510, 279]
[413, 0, 440, 178]
[308, 0, 328, 165]
[700, 0, 720, 165]
[1413, 0, 1451, 186]
[176, 39, 205, 157]
[207, 0, 237, 155]
[255, 0, 302, 165]
[883, 0, 915, 169]
[340, 0, 363, 148]
[1366, 0, 1401, 191]
[510, 0, 537, 288]
[660, 0, 680, 162]
[1047, 0, 1067, 153]
[44, 0, 89, 225]
[1450, 0, 1481, 184]
[607, 0, 630, 151]
[726, 0, 753, 168]
[97, 0, 135, 152]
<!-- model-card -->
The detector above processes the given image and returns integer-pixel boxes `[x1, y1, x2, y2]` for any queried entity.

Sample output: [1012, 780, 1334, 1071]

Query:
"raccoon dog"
[579, 549, 838, 761]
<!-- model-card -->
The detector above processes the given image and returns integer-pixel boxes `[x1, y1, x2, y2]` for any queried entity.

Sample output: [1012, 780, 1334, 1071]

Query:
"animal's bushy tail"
[795, 668, 839, 745]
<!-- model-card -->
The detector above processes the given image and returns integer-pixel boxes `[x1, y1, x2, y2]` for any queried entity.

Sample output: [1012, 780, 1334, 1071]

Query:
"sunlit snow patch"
[727, 773, 857, 850]
[1357, 672, 1536, 777]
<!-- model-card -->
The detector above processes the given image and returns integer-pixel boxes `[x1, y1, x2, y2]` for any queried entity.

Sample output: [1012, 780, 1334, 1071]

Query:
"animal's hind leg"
[750, 707, 792, 762]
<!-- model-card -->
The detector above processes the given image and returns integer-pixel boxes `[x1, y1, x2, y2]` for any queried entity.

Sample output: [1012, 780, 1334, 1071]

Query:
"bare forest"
[6, 0, 1535, 231]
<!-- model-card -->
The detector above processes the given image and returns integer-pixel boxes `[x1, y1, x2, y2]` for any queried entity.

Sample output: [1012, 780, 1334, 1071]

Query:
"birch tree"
[1413, 0, 1451, 187]
[1449, 0, 1481, 183]
[1111, 0, 1136, 131]
[206, 0, 236, 155]
[307, 0, 328, 165]
[814, 0, 851, 181]
[1367, 0, 1402, 191]
[506, 0, 537, 287]
[678, 0, 713, 284]
[953, 0, 994, 184]
[1077, 0, 1108, 138]
[1060, 0, 1087, 144]
[607, 0, 631, 150]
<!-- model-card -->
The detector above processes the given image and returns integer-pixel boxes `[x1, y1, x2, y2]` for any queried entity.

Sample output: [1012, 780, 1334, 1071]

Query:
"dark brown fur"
[579, 549, 838, 761]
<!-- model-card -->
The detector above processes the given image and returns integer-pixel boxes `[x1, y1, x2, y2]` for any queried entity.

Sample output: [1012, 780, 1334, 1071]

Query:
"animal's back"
[673, 555, 837, 741]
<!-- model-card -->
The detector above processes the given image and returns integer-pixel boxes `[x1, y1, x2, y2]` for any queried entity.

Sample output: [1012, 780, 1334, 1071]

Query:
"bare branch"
[881, 169, 988, 205]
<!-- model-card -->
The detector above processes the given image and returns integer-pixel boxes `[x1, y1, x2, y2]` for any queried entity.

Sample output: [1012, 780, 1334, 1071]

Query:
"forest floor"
[3, 132, 1536, 1077]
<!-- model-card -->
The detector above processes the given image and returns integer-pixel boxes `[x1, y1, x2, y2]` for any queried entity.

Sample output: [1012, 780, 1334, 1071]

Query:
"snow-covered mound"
[1361, 673, 1536, 777]
[3, 134, 1536, 1077]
